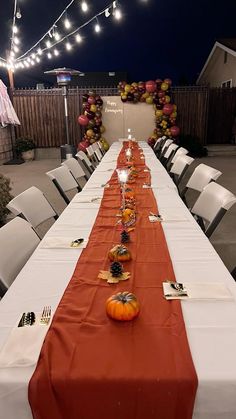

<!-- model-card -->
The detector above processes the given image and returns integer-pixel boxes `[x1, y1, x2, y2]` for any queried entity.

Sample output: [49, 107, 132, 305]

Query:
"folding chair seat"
[180, 163, 222, 205]
[7, 186, 58, 230]
[46, 166, 81, 205]
[191, 182, 236, 238]
[62, 157, 89, 184]
[0, 217, 40, 294]
[76, 151, 95, 174]
[170, 155, 194, 188]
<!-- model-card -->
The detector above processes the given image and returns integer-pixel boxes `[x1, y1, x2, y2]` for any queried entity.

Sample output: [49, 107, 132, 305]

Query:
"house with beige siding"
[197, 39, 236, 87]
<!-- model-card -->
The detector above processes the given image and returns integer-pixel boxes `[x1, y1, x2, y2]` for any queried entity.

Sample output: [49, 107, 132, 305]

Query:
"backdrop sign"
[102, 96, 155, 144]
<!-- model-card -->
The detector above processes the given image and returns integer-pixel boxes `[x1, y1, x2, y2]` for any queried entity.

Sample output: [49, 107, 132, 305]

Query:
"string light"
[114, 8, 122, 20]
[81, 1, 88, 12]
[64, 18, 71, 29]
[54, 32, 61, 41]
[3, 0, 148, 72]
[66, 41, 72, 50]
[45, 40, 51, 48]
[36, 57, 40, 63]
[75, 33, 82, 43]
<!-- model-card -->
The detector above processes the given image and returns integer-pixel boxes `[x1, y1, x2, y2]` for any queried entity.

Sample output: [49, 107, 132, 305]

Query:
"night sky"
[1, 0, 236, 87]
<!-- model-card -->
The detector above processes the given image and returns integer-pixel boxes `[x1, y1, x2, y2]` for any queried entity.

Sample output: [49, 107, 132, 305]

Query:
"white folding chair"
[180, 163, 222, 204]
[0, 217, 40, 293]
[170, 147, 189, 165]
[7, 186, 58, 229]
[91, 143, 103, 162]
[76, 151, 95, 174]
[62, 157, 89, 184]
[153, 136, 167, 156]
[46, 166, 81, 205]
[159, 139, 174, 159]
[87, 145, 99, 166]
[170, 155, 194, 187]
[191, 182, 236, 238]
[161, 143, 179, 167]
[98, 141, 106, 155]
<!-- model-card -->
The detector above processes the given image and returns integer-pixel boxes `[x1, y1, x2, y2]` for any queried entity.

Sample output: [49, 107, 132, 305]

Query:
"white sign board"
[102, 96, 155, 144]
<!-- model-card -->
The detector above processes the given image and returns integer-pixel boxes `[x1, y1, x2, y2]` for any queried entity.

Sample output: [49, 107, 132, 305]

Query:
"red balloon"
[88, 96, 96, 105]
[78, 139, 90, 152]
[146, 80, 157, 93]
[158, 91, 165, 98]
[163, 104, 174, 115]
[170, 126, 180, 137]
[78, 114, 89, 126]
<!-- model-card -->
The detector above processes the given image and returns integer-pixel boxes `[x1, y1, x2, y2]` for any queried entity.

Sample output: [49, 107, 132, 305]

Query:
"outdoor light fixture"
[105, 8, 110, 17]
[81, 1, 88, 12]
[44, 67, 81, 153]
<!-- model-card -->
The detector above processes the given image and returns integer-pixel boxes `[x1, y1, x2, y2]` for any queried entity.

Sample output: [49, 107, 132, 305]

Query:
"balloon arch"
[77, 91, 109, 153]
[77, 79, 180, 151]
[118, 79, 180, 147]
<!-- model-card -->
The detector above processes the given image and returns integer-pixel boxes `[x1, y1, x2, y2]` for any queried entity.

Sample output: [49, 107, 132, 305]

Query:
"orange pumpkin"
[106, 291, 140, 321]
[108, 244, 131, 262]
[122, 208, 136, 227]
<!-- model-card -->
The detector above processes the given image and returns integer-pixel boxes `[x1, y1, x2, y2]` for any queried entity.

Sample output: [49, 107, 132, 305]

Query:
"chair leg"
[205, 208, 227, 238]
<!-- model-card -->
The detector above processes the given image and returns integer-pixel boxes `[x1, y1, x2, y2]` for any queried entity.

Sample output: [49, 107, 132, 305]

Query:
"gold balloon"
[156, 110, 163, 118]
[165, 95, 170, 103]
[146, 96, 153, 104]
[161, 82, 169, 91]
[124, 84, 132, 93]
[86, 129, 94, 138]
[100, 125, 105, 133]
[90, 104, 97, 113]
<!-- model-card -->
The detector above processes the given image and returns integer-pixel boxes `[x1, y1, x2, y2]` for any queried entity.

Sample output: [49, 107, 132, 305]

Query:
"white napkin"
[40, 237, 88, 249]
[163, 282, 233, 300]
[0, 316, 50, 368]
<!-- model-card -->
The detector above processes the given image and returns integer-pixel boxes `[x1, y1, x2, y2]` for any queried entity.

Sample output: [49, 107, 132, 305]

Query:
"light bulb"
[75, 33, 82, 43]
[30, 60, 35, 66]
[66, 42, 72, 50]
[13, 25, 18, 34]
[95, 23, 101, 33]
[10, 51, 15, 57]
[54, 32, 60, 41]
[47, 52, 52, 59]
[27, 57, 31, 63]
[54, 49, 59, 56]
[37, 48, 42, 55]
[31, 53, 36, 59]
[105, 8, 110, 17]
[36, 57, 40, 63]
[64, 18, 71, 29]
[14, 45, 19, 53]
[20, 62, 25, 68]
[25, 62, 29, 68]
[14, 36, 20, 45]
[114, 9, 122, 20]
[46, 40, 51, 48]
[81, 1, 88, 12]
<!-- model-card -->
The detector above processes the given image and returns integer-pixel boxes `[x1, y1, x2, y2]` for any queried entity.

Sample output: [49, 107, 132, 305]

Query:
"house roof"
[217, 38, 236, 52]
[197, 38, 236, 84]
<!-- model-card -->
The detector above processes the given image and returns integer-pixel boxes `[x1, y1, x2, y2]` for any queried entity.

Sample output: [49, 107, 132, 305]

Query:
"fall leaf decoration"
[98, 270, 131, 284]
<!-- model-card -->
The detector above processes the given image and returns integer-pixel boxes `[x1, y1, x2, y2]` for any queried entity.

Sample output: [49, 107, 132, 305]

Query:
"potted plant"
[0, 173, 13, 226]
[14, 137, 36, 162]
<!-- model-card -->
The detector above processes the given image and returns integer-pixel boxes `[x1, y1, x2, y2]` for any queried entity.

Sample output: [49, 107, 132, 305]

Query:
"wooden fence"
[12, 86, 236, 147]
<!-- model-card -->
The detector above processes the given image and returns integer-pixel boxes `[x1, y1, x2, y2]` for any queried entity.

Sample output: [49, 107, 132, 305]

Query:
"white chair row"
[153, 136, 236, 238]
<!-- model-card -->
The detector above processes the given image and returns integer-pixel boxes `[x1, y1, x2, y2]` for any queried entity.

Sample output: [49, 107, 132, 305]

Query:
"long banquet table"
[0, 141, 236, 418]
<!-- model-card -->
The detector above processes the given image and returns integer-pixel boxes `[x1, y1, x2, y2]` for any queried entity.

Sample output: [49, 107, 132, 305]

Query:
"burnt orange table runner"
[29, 142, 197, 419]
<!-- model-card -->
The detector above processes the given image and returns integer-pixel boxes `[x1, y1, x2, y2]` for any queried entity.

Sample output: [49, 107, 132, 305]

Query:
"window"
[221, 79, 232, 88]
[224, 51, 228, 64]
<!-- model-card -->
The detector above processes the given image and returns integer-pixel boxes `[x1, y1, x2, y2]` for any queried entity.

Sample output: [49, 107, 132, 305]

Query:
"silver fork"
[40, 306, 51, 325]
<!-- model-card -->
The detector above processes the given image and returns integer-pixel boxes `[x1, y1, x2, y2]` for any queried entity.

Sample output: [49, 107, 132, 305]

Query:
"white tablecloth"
[0, 141, 236, 419]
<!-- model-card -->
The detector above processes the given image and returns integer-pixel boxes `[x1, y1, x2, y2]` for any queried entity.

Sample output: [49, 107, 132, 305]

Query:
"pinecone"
[121, 230, 130, 243]
[110, 261, 123, 277]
